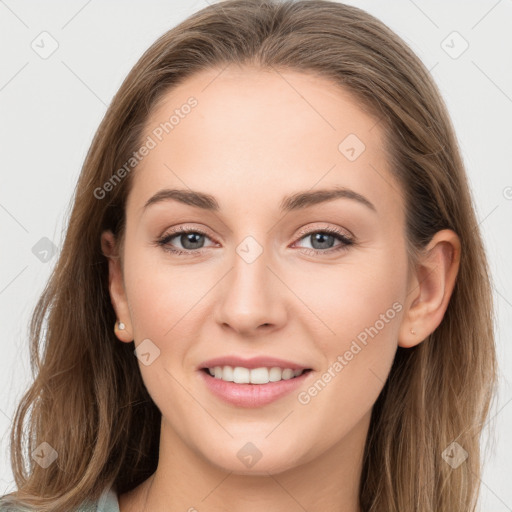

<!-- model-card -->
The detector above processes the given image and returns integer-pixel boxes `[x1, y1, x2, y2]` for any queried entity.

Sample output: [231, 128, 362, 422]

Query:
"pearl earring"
[117, 321, 125, 330]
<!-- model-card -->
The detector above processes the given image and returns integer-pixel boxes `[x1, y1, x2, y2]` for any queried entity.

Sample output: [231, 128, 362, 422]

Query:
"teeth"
[207, 366, 306, 384]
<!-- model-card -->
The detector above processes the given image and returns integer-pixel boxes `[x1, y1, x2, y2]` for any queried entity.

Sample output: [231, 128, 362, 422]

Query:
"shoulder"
[80, 486, 120, 512]
[0, 486, 119, 512]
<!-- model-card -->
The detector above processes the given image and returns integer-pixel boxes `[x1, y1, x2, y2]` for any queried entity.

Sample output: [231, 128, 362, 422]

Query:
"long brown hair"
[1, 1, 497, 510]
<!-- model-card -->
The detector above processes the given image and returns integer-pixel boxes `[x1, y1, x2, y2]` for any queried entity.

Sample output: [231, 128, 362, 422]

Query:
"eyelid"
[164, 222, 354, 241]
[294, 223, 354, 241]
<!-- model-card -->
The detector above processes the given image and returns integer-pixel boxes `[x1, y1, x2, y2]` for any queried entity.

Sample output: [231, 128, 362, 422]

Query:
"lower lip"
[199, 369, 312, 408]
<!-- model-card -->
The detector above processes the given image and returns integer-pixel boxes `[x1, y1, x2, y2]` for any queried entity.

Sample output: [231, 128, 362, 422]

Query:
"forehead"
[128, 66, 401, 218]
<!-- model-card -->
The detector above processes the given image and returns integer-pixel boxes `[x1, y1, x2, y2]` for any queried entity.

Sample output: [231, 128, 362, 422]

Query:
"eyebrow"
[143, 186, 377, 213]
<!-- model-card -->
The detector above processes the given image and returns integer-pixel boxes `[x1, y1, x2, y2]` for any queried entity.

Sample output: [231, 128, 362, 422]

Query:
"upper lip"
[198, 356, 311, 371]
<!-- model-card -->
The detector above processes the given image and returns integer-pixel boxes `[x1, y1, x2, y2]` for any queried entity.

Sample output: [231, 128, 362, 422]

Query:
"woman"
[0, 0, 497, 511]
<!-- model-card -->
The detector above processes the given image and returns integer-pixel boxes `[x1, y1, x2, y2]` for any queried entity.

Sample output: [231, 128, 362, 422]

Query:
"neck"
[132, 412, 369, 512]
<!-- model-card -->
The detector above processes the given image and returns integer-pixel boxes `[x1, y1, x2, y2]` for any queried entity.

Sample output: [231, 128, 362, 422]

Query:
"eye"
[155, 226, 217, 255]
[293, 226, 354, 255]
[154, 224, 355, 257]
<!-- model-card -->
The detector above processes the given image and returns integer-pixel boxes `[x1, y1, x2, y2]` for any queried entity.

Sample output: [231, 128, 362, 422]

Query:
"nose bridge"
[230, 234, 273, 310]
[214, 233, 286, 334]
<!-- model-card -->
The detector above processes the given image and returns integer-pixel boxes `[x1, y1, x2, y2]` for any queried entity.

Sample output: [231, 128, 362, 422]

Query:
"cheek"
[292, 248, 405, 405]
[296, 258, 404, 353]
[304, 246, 405, 403]
[293, 272, 402, 454]
[123, 244, 207, 338]
[311, 284, 401, 408]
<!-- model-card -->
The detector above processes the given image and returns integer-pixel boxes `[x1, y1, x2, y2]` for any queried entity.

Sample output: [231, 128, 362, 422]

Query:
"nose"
[214, 243, 288, 337]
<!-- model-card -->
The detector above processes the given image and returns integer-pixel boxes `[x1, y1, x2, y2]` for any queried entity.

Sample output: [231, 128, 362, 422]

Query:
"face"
[107, 66, 413, 475]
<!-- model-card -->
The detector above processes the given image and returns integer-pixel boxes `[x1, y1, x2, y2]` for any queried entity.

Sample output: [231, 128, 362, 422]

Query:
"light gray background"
[0, 0, 511, 508]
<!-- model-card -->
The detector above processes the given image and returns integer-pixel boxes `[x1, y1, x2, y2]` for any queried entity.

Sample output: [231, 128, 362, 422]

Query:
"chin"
[202, 441, 308, 476]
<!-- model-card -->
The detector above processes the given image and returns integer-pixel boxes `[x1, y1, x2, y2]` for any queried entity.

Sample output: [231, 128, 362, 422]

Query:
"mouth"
[201, 366, 313, 384]
[198, 366, 314, 408]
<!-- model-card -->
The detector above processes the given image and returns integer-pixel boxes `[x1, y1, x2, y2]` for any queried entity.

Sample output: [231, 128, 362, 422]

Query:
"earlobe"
[100, 230, 134, 343]
[398, 229, 461, 348]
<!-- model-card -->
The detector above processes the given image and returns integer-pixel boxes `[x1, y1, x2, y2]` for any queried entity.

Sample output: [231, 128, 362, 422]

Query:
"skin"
[101, 66, 460, 512]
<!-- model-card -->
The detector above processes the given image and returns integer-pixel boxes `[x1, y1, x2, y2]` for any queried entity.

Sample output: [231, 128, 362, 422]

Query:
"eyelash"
[154, 225, 355, 257]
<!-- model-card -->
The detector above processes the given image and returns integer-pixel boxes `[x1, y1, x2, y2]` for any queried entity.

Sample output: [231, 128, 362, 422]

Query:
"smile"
[199, 367, 313, 408]
[204, 366, 310, 384]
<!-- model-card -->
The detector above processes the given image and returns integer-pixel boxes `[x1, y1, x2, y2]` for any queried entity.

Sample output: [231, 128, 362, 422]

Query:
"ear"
[398, 229, 461, 348]
[101, 230, 134, 343]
